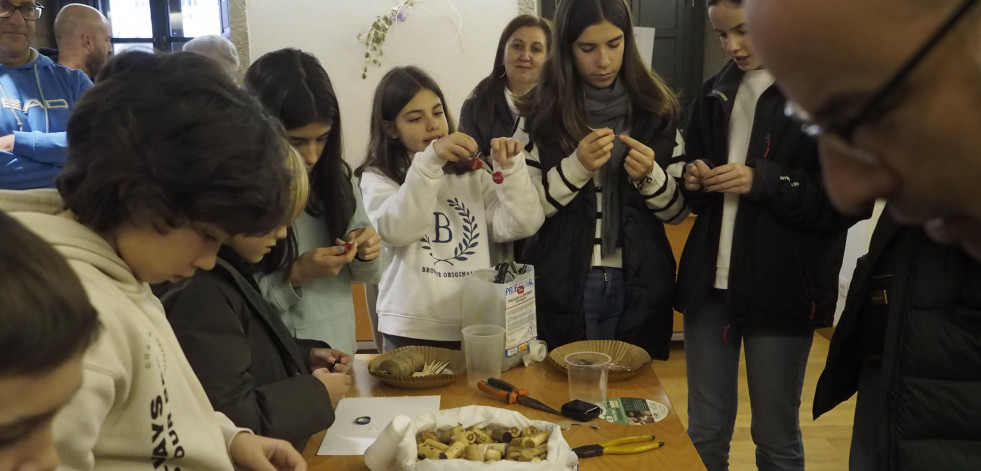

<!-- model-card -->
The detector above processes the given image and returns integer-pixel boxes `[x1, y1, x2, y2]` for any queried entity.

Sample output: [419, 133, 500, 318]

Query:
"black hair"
[520, 0, 680, 152]
[0, 211, 100, 375]
[58, 51, 292, 237]
[245, 48, 355, 249]
[355, 66, 459, 184]
[464, 15, 552, 138]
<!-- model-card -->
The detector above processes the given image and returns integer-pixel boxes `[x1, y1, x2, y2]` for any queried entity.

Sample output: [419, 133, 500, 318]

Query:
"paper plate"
[368, 346, 466, 389]
[547, 340, 651, 382]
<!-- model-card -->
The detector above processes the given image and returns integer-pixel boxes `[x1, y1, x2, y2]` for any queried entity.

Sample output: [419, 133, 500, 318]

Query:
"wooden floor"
[656, 333, 855, 471]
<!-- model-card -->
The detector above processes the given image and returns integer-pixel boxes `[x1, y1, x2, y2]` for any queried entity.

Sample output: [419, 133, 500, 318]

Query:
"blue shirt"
[0, 50, 93, 189]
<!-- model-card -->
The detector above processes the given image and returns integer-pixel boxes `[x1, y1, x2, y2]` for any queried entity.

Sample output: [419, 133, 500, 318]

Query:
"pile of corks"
[416, 424, 550, 463]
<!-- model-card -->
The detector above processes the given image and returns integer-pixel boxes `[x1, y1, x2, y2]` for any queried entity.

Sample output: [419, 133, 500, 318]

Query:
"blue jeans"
[849, 360, 882, 471]
[684, 290, 813, 471]
[583, 267, 625, 340]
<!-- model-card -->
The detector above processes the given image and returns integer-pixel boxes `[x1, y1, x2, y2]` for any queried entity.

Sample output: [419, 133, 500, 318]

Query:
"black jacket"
[675, 61, 858, 329]
[161, 250, 334, 450]
[814, 211, 981, 470]
[459, 87, 519, 156]
[517, 107, 678, 360]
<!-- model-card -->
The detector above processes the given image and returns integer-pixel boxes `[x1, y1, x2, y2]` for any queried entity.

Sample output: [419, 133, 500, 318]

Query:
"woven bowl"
[547, 340, 651, 382]
[368, 346, 466, 389]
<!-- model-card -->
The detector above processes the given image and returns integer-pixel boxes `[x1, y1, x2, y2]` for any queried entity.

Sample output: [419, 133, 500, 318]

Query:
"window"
[53, 0, 230, 53]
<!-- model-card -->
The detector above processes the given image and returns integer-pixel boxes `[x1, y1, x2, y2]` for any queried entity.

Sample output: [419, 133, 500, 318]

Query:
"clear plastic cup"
[565, 351, 611, 405]
[462, 325, 505, 388]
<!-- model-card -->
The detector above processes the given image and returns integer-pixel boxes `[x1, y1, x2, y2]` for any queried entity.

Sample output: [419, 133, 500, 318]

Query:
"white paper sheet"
[317, 396, 441, 456]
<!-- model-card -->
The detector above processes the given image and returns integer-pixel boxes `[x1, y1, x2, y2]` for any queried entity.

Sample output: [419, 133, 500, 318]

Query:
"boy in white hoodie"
[0, 51, 306, 471]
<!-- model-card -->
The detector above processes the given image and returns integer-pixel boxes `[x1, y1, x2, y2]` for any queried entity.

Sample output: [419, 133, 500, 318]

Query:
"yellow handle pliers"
[572, 434, 665, 458]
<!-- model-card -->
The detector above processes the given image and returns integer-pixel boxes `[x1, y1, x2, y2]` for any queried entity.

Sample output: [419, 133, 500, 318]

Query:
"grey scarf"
[583, 79, 630, 257]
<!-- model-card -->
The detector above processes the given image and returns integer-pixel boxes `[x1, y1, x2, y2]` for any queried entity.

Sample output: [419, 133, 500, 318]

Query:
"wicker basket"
[547, 340, 651, 382]
[368, 346, 466, 389]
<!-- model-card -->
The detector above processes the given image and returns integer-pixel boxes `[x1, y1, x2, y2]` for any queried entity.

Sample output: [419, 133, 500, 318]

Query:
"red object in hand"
[343, 242, 354, 253]
[492, 171, 504, 184]
[469, 158, 484, 170]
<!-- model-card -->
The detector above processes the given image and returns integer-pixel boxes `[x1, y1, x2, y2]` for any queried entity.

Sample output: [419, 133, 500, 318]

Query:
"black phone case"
[561, 399, 601, 421]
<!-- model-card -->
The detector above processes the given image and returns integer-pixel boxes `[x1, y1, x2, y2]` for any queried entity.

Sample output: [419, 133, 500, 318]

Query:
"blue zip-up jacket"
[0, 50, 93, 189]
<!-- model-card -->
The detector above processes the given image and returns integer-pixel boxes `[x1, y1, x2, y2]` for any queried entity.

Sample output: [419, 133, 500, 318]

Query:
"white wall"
[246, 0, 519, 168]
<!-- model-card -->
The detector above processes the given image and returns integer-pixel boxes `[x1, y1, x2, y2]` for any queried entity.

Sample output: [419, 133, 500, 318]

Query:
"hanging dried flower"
[356, 0, 415, 79]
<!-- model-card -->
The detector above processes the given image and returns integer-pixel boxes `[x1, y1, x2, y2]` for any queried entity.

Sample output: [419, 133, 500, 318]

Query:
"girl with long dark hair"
[247, 48, 383, 356]
[356, 66, 543, 351]
[516, 0, 687, 359]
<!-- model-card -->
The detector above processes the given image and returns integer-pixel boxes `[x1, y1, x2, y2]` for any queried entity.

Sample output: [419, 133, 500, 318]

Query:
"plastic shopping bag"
[462, 264, 536, 371]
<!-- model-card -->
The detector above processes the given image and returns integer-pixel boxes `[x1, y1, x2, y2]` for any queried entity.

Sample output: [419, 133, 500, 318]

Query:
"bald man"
[746, 1, 981, 468]
[54, 3, 111, 78]
[745, 0, 981, 260]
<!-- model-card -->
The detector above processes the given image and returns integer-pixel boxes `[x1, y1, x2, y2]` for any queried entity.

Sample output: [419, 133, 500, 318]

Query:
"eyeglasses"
[785, 0, 979, 146]
[0, 2, 44, 21]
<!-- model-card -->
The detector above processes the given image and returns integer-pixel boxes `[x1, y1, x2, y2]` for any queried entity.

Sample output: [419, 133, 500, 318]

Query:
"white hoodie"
[359, 144, 544, 341]
[0, 189, 247, 471]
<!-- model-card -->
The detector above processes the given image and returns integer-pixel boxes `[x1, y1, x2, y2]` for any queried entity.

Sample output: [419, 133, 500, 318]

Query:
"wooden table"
[302, 355, 705, 470]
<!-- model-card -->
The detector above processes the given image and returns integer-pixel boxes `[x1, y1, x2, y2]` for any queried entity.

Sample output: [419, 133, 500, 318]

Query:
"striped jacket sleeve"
[524, 144, 596, 218]
[517, 119, 689, 223]
[634, 128, 690, 224]
[513, 118, 594, 218]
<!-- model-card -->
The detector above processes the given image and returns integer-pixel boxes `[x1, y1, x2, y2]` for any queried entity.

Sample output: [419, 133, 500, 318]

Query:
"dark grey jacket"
[814, 211, 981, 469]
[162, 250, 334, 450]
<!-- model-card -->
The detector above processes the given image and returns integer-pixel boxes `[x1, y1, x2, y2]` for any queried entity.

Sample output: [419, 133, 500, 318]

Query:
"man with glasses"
[0, 0, 93, 190]
[746, 0, 981, 468]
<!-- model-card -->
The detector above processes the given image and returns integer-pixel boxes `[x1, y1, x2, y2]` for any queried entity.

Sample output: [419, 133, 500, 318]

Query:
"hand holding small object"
[619, 133, 656, 182]
[684, 159, 712, 191]
[576, 128, 615, 172]
[433, 133, 478, 162]
[287, 242, 358, 287]
[468, 150, 505, 184]
[309, 348, 351, 373]
[490, 137, 521, 168]
[701, 162, 754, 194]
[346, 226, 381, 261]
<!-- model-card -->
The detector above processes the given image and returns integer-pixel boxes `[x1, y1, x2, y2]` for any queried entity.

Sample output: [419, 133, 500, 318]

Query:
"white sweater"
[0, 189, 247, 471]
[359, 144, 544, 341]
[715, 69, 774, 289]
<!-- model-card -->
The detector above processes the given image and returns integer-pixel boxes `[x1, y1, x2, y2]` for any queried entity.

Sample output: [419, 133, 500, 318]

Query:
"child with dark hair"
[163, 149, 352, 451]
[0, 210, 100, 471]
[516, 0, 687, 359]
[676, 0, 859, 468]
[355, 66, 543, 351]
[246, 48, 383, 356]
[0, 51, 305, 471]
